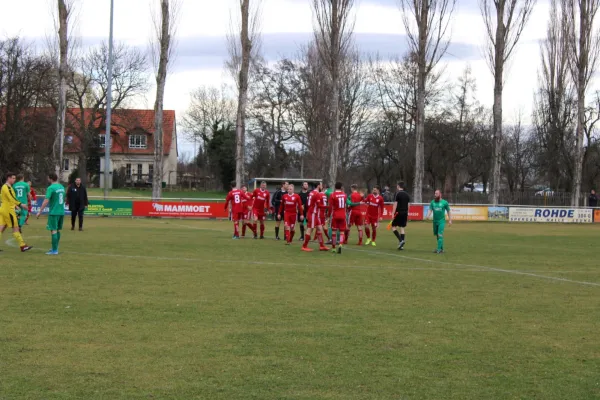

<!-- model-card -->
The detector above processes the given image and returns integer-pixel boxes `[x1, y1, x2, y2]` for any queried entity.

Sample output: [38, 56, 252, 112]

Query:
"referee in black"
[298, 181, 310, 241]
[272, 181, 288, 240]
[391, 181, 410, 250]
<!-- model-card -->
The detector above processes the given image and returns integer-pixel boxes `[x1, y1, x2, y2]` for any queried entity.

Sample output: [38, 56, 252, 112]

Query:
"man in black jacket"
[272, 181, 288, 240]
[589, 189, 598, 207]
[66, 178, 89, 231]
[298, 182, 310, 240]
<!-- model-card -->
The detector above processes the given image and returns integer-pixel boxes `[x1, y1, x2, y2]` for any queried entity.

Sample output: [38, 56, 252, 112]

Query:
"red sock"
[303, 234, 311, 247]
[260, 223, 265, 236]
[372, 225, 377, 241]
[365, 227, 371, 239]
[345, 229, 350, 242]
[340, 232, 345, 245]
[251, 223, 257, 235]
[234, 222, 239, 237]
[290, 230, 295, 242]
[242, 224, 247, 236]
[285, 230, 289, 242]
[332, 232, 337, 247]
[358, 229, 363, 242]
[317, 232, 324, 246]
[324, 229, 330, 240]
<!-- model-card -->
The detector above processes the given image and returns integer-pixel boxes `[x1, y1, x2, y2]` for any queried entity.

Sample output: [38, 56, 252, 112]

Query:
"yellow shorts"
[0, 209, 18, 228]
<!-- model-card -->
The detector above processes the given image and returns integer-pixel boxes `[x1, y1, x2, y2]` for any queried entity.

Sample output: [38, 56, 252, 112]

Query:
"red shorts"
[231, 212, 244, 222]
[307, 212, 322, 229]
[331, 216, 347, 231]
[366, 215, 379, 227]
[252, 209, 266, 221]
[284, 212, 297, 228]
[348, 209, 364, 226]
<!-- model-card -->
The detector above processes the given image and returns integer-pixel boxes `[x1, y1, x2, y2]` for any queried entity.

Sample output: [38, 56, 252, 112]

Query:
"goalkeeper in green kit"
[426, 189, 452, 254]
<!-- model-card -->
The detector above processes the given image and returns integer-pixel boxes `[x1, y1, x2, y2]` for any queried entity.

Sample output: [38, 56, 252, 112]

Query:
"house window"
[129, 135, 147, 149]
[63, 158, 69, 171]
[148, 164, 154, 180]
[126, 163, 131, 178]
[99, 135, 112, 148]
[65, 135, 73, 144]
[137, 164, 143, 180]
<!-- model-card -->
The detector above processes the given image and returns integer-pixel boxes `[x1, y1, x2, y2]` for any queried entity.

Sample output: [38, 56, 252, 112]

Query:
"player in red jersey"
[329, 182, 348, 254]
[301, 182, 330, 252]
[345, 184, 365, 245]
[251, 181, 271, 239]
[240, 185, 257, 238]
[25, 181, 36, 225]
[224, 181, 246, 239]
[278, 183, 303, 245]
[364, 185, 385, 246]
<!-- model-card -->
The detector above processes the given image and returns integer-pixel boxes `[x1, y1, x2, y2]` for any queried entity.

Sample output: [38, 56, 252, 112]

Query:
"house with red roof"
[62, 108, 178, 186]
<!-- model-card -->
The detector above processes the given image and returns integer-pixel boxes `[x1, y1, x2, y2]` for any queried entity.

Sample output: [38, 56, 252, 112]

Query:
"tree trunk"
[55, 0, 69, 182]
[413, 1, 429, 204]
[235, 0, 251, 188]
[490, 3, 506, 206]
[328, 67, 340, 186]
[152, 0, 171, 200]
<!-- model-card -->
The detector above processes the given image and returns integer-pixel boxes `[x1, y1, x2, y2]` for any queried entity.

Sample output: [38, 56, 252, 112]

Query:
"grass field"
[1, 219, 599, 399]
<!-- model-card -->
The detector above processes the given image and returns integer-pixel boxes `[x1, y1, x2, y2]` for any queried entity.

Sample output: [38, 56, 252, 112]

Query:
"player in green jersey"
[36, 173, 66, 255]
[12, 174, 31, 232]
[426, 189, 452, 254]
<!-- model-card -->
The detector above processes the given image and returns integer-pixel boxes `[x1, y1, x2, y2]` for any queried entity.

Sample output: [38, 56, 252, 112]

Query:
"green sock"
[51, 233, 58, 252]
[437, 235, 443, 251]
[57, 231, 61, 249]
[328, 225, 333, 240]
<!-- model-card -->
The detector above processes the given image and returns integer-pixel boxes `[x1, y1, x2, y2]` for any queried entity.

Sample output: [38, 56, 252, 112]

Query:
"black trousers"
[71, 209, 84, 228]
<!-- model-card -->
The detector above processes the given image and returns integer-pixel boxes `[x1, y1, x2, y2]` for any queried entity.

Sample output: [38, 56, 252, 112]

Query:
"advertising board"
[133, 201, 229, 218]
[87, 200, 133, 216]
[422, 205, 488, 221]
[509, 207, 593, 223]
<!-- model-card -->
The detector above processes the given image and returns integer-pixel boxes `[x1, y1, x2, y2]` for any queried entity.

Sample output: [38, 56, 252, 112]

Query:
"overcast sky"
[1, 0, 554, 157]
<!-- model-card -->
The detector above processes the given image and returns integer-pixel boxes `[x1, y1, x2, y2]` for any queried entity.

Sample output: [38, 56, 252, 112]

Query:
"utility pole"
[104, 0, 115, 199]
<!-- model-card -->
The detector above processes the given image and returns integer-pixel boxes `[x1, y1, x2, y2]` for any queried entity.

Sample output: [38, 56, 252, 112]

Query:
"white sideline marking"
[347, 248, 600, 288]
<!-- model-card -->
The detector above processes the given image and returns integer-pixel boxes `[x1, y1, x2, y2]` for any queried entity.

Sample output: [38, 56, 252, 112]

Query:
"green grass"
[1, 219, 599, 399]
[85, 188, 226, 199]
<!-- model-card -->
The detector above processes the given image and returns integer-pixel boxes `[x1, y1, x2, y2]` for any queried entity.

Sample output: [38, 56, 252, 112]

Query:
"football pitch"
[1, 218, 599, 399]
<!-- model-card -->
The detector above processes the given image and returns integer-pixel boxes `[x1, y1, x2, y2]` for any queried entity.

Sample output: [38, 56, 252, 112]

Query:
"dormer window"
[129, 134, 147, 149]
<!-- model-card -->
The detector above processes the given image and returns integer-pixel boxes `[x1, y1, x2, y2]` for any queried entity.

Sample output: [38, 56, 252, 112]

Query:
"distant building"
[61, 109, 178, 187]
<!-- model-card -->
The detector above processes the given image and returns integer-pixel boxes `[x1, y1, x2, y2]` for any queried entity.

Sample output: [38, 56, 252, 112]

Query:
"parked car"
[463, 183, 488, 193]
[535, 188, 554, 196]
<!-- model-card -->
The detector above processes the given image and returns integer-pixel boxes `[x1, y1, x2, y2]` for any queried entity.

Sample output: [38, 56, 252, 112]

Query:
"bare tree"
[150, 0, 179, 200]
[480, 0, 536, 204]
[55, 0, 76, 181]
[226, 0, 262, 188]
[400, 0, 456, 203]
[312, 0, 355, 186]
[566, 0, 600, 205]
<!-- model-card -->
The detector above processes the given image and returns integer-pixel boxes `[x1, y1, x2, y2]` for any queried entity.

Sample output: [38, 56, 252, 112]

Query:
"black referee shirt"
[395, 190, 410, 212]
[299, 191, 309, 216]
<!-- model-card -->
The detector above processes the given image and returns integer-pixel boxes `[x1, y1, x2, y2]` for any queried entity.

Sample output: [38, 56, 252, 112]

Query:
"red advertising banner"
[133, 201, 229, 218]
[382, 204, 424, 221]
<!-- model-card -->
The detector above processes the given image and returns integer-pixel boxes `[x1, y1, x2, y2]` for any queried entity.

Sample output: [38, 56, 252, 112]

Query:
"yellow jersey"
[0, 184, 21, 212]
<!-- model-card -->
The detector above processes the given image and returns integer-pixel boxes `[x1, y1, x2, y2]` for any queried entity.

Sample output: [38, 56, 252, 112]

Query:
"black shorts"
[392, 212, 408, 228]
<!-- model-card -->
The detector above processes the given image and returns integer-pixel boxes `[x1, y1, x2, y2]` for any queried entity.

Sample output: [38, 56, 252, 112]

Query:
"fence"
[31, 196, 600, 224]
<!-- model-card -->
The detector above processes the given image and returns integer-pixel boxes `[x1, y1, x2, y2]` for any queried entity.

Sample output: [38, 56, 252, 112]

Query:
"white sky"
[0, 0, 562, 157]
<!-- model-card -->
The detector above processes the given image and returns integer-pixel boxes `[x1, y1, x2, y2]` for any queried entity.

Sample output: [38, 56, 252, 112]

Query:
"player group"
[224, 180, 416, 254]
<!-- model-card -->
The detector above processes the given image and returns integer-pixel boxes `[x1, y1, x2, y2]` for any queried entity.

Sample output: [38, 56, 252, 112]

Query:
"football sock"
[303, 234, 311, 247]
[345, 230, 350, 241]
[252, 223, 257, 235]
[365, 227, 371, 239]
[328, 226, 333, 240]
[290, 230, 295, 242]
[260, 223, 265, 236]
[401, 233, 405, 241]
[284, 230, 289, 242]
[372, 226, 377, 241]
[234, 223, 239, 237]
[242, 224, 247, 236]
[331, 232, 337, 247]
[393, 230, 401, 241]
[51, 233, 58, 252]
[358, 229, 363, 242]
[275, 227, 280, 239]
[339, 233, 345, 246]
[437, 235, 444, 251]
[300, 224, 304, 238]
[317, 232, 324, 246]
[13, 232, 25, 247]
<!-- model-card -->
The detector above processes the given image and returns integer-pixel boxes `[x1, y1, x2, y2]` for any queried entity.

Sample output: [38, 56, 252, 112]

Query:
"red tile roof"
[62, 108, 176, 156]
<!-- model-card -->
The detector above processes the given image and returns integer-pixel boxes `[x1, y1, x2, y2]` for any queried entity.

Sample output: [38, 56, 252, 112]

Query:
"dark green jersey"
[12, 181, 30, 204]
[430, 199, 450, 222]
[46, 183, 66, 216]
